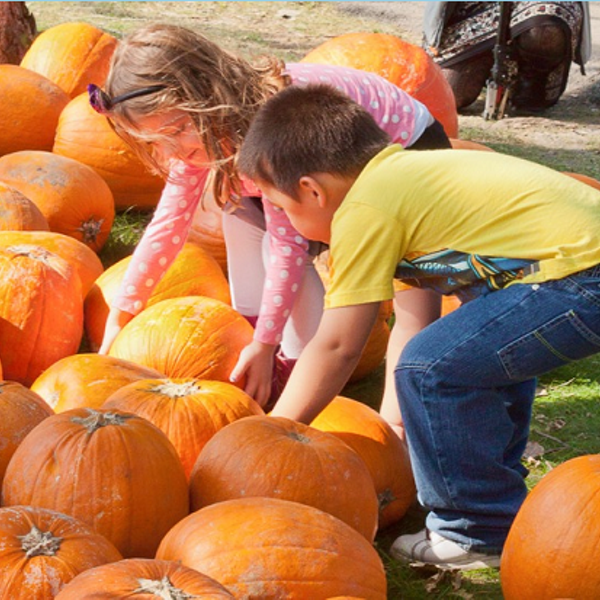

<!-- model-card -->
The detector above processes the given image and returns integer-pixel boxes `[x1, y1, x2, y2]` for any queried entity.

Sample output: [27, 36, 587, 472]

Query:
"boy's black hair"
[238, 83, 391, 198]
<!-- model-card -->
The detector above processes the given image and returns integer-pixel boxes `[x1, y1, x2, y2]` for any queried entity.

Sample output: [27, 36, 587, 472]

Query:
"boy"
[237, 84, 600, 570]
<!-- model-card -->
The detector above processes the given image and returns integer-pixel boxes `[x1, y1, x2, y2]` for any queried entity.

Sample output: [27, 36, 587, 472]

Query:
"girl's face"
[127, 109, 210, 166]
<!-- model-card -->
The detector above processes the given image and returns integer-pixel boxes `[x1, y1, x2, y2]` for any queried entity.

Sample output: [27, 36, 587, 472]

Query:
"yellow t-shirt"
[325, 145, 600, 309]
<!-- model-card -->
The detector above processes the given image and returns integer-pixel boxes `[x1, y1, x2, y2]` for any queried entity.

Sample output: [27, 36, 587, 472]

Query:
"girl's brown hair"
[105, 23, 289, 206]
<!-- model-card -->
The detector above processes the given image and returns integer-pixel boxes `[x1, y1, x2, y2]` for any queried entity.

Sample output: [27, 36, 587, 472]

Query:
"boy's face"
[255, 179, 333, 243]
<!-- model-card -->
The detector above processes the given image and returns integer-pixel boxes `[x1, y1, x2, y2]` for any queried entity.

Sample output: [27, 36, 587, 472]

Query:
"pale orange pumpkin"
[2, 407, 189, 558]
[20, 21, 118, 98]
[103, 378, 263, 479]
[302, 32, 459, 138]
[311, 395, 416, 529]
[0, 245, 83, 385]
[0, 505, 123, 600]
[84, 242, 231, 351]
[30, 353, 166, 412]
[55, 558, 235, 599]
[0, 381, 53, 486]
[108, 296, 254, 385]
[53, 92, 165, 209]
[0, 150, 115, 252]
[0, 182, 49, 231]
[0, 65, 70, 156]
[189, 415, 379, 541]
[0, 230, 104, 298]
[157, 497, 387, 599]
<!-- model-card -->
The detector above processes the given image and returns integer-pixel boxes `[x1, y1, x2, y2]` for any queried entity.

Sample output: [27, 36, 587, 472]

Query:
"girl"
[90, 23, 450, 418]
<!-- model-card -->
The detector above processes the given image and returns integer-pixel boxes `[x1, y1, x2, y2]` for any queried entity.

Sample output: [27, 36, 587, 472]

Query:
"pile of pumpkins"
[2, 19, 600, 599]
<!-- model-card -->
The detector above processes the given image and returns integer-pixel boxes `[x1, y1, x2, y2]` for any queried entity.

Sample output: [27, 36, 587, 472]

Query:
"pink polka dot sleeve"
[112, 160, 209, 316]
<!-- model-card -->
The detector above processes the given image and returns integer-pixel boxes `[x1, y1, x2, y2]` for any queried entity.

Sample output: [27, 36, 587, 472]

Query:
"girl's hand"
[230, 340, 277, 408]
[98, 308, 135, 355]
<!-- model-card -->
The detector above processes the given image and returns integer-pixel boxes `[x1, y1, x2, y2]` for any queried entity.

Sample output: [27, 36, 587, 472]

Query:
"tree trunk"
[0, 2, 36, 65]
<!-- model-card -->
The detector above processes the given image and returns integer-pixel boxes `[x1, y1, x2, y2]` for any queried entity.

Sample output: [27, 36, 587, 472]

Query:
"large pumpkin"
[501, 454, 600, 599]
[103, 378, 263, 479]
[157, 497, 387, 599]
[30, 353, 165, 413]
[0, 245, 83, 385]
[55, 558, 235, 599]
[302, 32, 458, 138]
[311, 396, 415, 529]
[84, 242, 231, 352]
[0, 381, 53, 486]
[0, 65, 69, 156]
[189, 415, 379, 541]
[2, 407, 189, 558]
[0, 182, 49, 231]
[53, 92, 165, 209]
[20, 21, 118, 98]
[0, 505, 122, 600]
[108, 296, 254, 385]
[0, 230, 103, 298]
[0, 151, 115, 251]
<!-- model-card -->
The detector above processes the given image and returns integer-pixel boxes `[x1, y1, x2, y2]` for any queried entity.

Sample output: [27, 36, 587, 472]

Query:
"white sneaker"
[390, 529, 501, 571]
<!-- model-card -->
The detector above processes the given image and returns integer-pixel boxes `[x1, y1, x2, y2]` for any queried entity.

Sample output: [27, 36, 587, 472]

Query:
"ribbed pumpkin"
[53, 92, 165, 209]
[20, 21, 117, 98]
[2, 407, 189, 558]
[0, 381, 53, 486]
[0, 230, 103, 298]
[0, 505, 123, 600]
[108, 296, 254, 386]
[311, 396, 415, 529]
[0, 245, 83, 386]
[302, 32, 458, 138]
[564, 171, 600, 191]
[84, 242, 231, 352]
[30, 353, 165, 413]
[0, 65, 69, 156]
[157, 497, 387, 599]
[103, 378, 263, 479]
[501, 454, 600, 599]
[0, 151, 114, 252]
[189, 415, 379, 541]
[0, 182, 49, 231]
[55, 558, 235, 599]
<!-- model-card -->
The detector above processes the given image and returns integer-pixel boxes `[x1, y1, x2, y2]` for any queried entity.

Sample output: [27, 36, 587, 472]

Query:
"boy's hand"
[98, 308, 134, 355]
[230, 340, 277, 408]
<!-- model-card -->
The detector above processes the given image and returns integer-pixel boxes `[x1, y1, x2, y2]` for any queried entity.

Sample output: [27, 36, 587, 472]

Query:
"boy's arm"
[269, 302, 381, 423]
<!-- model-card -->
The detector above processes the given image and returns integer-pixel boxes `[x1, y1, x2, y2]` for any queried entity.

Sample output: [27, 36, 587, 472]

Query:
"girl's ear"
[298, 175, 327, 208]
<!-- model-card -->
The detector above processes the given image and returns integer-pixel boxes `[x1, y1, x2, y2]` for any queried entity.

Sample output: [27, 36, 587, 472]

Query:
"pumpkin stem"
[135, 576, 198, 599]
[378, 488, 397, 511]
[18, 524, 62, 557]
[77, 216, 105, 245]
[150, 381, 202, 398]
[71, 409, 132, 432]
[287, 431, 311, 444]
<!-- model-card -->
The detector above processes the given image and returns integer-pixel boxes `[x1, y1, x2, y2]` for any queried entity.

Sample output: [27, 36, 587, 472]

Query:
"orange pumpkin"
[157, 497, 387, 599]
[189, 415, 379, 541]
[0, 150, 115, 252]
[450, 138, 495, 152]
[0, 230, 103, 298]
[20, 21, 118, 98]
[0, 182, 49, 231]
[55, 558, 235, 599]
[563, 171, 600, 192]
[302, 32, 459, 138]
[53, 92, 165, 209]
[441, 294, 462, 317]
[0, 505, 123, 599]
[103, 378, 263, 479]
[30, 353, 165, 412]
[501, 454, 600, 599]
[0, 381, 53, 486]
[108, 296, 254, 385]
[84, 242, 231, 352]
[2, 407, 189, 558]
[0, 245, 83, 385]
[311, 396, 415, 529]
[0, 65, 69, 156]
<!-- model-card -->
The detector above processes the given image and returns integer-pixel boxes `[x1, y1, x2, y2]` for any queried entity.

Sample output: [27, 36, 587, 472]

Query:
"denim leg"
[396, 269, 600, 553]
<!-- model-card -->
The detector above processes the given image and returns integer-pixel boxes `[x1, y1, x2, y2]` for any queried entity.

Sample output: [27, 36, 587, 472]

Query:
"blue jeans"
[395, 265, 600, 554]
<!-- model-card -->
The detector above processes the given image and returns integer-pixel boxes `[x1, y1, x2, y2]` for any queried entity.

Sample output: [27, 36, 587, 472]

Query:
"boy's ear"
[298, 176, 326, 208]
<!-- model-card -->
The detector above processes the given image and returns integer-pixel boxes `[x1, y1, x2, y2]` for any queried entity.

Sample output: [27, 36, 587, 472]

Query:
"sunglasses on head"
[87, 83, 165, 115]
